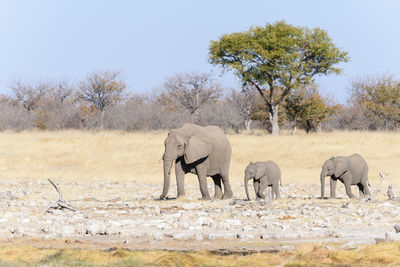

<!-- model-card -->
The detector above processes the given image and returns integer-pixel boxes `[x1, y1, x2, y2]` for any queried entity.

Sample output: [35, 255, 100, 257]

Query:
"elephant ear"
[184, 135, 212, 164]
[334, 159, 347, 177]
[255, 165, 267, 180]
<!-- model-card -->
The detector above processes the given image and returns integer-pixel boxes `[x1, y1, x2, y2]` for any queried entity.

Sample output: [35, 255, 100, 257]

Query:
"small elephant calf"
[244, 161, 282, 200]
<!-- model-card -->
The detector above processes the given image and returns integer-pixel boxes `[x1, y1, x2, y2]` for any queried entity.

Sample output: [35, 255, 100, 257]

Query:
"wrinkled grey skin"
[160, 123, 233, 200]
[244, 161, 281, 200]
[320, 153, 371, 199]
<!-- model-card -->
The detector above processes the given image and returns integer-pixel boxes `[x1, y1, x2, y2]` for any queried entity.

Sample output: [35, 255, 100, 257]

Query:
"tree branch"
[251, 82, 271, 107]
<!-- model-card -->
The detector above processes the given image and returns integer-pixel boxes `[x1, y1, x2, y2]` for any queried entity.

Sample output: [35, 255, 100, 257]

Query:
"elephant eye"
[177, 144, 182, 148]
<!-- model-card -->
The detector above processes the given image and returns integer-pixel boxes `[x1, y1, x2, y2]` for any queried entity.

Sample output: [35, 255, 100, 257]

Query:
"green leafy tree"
[350, 75, 400, 130]
[285, 85, 339, 134]
[209, 21, 349, 135]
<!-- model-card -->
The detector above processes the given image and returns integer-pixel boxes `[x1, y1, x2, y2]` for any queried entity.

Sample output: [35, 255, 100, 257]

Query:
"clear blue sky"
[1, 0, 399, 103]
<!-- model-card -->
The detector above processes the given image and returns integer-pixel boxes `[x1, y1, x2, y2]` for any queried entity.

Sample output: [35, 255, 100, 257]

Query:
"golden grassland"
[2, 242, 400, 266]
[0, 129, 399, 185]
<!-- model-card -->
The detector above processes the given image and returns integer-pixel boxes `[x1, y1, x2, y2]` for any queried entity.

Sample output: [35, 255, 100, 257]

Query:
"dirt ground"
[1, 179, 399, 253]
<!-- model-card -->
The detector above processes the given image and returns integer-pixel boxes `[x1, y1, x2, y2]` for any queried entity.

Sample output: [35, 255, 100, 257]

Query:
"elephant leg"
[257, 182, 268, 200]
[220, 172, 233, 200]
[211, 175, 223, 200]
[253, 180, 260, 200]
[362, 180, 371, 196]
[357, 183, 365, 198]
[330, 178, 337, 198]
[273, 183, 280, 199]
[342, 173, 355, 198]
[175, 160, 185, 197]
[267, 186, 272, 200]
[196, 167, 211, 200]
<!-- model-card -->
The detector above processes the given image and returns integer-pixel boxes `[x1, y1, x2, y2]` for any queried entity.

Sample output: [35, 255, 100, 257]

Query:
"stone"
[61, 225, 75, 237]
[237, 233, 255, 239]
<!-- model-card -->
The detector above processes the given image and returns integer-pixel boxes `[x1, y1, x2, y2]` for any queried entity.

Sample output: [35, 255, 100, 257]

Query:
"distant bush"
[0, 99, 34, 131]
[1, 71, 399, 133]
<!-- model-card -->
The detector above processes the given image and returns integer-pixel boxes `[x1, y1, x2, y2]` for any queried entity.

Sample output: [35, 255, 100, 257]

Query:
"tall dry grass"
[0, 130, 398, 185]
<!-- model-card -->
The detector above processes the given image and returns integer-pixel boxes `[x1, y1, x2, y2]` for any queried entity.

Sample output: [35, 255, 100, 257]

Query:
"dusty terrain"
[1, 178, 399, 252]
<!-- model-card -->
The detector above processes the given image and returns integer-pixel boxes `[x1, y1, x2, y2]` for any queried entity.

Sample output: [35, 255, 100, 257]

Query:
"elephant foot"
[176, 195, 187, 200]
[213, 194, 223, 200]
[201, 195, 212, 201]
[222, 191, 233, 200]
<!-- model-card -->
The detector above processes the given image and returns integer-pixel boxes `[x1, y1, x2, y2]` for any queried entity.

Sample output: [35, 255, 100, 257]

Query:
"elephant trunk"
[320, 167, 326, 198]
[160, 157, 174, 199]
[244, 175, 251, 200]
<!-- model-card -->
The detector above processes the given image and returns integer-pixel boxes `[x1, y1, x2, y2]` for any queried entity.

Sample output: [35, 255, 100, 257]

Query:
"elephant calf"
[320, 153, 371, 199]
[244, 161, 282, 200]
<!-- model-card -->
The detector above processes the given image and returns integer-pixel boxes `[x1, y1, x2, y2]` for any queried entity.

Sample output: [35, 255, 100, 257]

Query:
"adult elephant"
[160, 123, 233, 200]
[320, 153, 371, 199]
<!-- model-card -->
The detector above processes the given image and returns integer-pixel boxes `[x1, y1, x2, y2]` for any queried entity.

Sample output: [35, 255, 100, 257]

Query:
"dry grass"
[0, 130, 399, 186]
[2, 242, 400, 266]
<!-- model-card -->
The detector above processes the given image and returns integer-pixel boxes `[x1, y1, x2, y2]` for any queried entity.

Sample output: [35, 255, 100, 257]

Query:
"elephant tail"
[280, 177, 282, 187]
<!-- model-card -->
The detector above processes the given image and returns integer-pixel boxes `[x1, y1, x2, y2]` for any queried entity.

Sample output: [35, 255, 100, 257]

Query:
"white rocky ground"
[0, 180, 399, 250]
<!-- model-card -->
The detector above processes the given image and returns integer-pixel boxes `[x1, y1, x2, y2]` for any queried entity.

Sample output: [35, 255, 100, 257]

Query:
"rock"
[313, 219, 328, 228]
[0, 191, 17, 200]
[196, 217, 213, 227]
[242, 225, 252, 232]
[207, 233, 236, 240]
[220, 219, 241, 228]
[260, 234, 270, 239]
[375, 233, 392, 244]
[325, 230, 340, 238]
[241, 210, 253, 217]
[61, 225, 75, 237]
[153, 232, 164, 240]
[195, 233, 204, 240]
[237, 233, 255, 239]
[341, 241, 363, 249]
[86, 221, 107, 235]
[182, 203, 200, 210]
[171, 232, 194, 240]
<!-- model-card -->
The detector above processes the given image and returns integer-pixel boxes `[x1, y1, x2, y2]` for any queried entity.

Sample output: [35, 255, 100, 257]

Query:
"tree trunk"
[100, 109, 105, 130]
[316, 122, 322, 133]
[269, 105, 279, 136]
[292, 122, 297, 136]
[244, 119, 252, 130]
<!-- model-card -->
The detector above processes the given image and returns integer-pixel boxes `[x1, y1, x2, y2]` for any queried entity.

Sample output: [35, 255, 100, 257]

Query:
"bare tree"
[8, 79, 79, 129]
[163, 72, 223, 122]
[228, 88, 258, 130]
[79, 70, 127, 129]
[9, 78, 48, 111]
